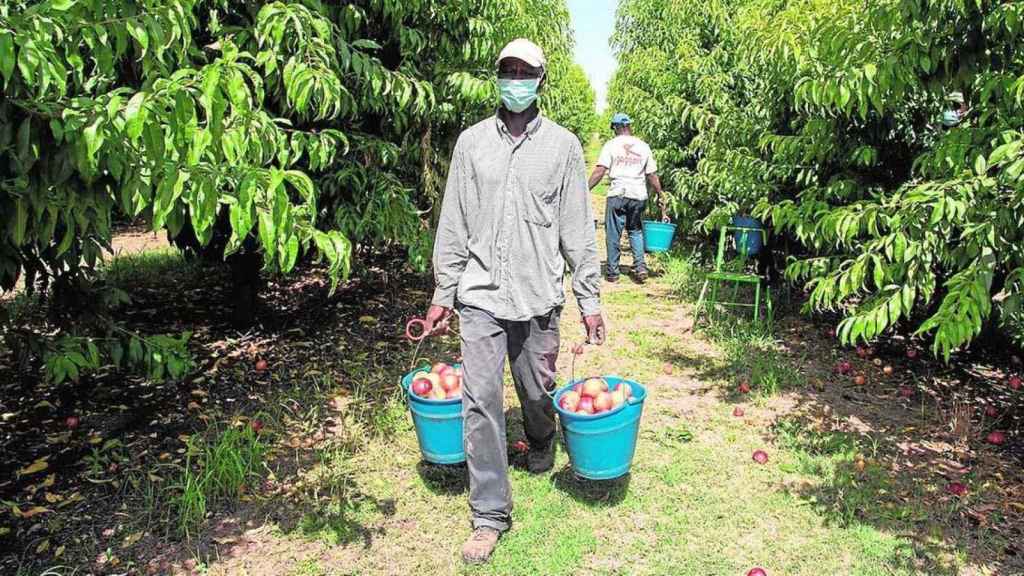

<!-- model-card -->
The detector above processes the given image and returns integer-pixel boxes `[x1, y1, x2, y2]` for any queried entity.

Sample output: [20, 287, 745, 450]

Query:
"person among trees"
[419, 38, 606, 565]
[588, 113, 668, 284]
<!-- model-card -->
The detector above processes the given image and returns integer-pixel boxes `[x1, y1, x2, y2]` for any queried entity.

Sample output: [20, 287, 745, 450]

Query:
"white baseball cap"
[496, 38, 546, 70]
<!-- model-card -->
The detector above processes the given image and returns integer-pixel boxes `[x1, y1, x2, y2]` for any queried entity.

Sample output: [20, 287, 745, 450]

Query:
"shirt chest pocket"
[517, 170, 560, 228]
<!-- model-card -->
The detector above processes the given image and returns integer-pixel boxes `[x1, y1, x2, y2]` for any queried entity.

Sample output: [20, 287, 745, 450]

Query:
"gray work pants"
[457, 303, 561, 532]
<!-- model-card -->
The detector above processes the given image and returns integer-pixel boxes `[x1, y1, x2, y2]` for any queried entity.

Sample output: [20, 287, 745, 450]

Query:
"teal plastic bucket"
[642, 221, 676, 253]
[401, 366, 465, 464]
[553, 377, 647, 480]
[731, 216, 763, 256]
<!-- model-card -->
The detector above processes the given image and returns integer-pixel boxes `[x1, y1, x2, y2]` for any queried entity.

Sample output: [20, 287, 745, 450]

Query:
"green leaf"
[11, 199, 27, 245]
[974, 154, 987, 176]
[128, 19, 149, 55]
[0, 31, 14, 87]
[124, 92, 148, 141]
[258, 210, 276, 262]
[281, 235, 299, 273]
[49, 0, 78, 10]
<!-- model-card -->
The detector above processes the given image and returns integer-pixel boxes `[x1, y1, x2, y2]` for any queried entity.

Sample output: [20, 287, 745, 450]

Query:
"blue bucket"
[731, 216, 764, 256]
[401, 366, 465, 464]
[553, 377, 647, 480]
[642, 221, 677, 253]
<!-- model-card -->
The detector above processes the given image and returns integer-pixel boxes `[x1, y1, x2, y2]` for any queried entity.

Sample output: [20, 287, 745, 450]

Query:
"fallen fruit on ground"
[856, 346, 869, 359]
[747, 569, 768, 576]
[251, 419, 264, 433]
[513, 440, 528, 453]
[739, 381, 751, 394]
[65, 416, 79, 430]
[946, 482, 968, 497]
[752, 450, 769, 464]
[873, 358, 883, 367]
[255, 359, 269, 372]
[898, 386, 913, 398]
[836, 361, 852, 375]
[663, 363, 673, 375]
[883, 365, 894, 376]
[985, 406, 999, 418]
[906, 348, 918, 359]
[986, 431, 1006, 445]
[853, 375, 866, 386]
[733, 406, 744, 417]
[942, 481, 966, 496]
[1009, 375, 1022, 390]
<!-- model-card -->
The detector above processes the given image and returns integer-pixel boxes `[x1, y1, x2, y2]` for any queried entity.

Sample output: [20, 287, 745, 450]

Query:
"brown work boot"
[461, 527, 501, 565]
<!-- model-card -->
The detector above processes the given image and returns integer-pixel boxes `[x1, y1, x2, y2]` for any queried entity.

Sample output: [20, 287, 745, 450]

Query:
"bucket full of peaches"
[552, 375, 648, 480]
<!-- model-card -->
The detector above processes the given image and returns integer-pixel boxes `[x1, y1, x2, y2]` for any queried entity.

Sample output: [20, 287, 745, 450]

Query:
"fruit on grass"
[65, 415, 79, 429]
[873, 358, 883, 367]
[856, 346, 869, 359]
[752, 450, 769, 464]
[946, 482, 968, 497]
[853, 374, 866, 386]
[663, 363, 674, 375]
[883, 365, 894, 376]
[411, 378, 432, 397]
[593, 392, 613, 413]
[577, 396, 595, 415]
[836, 361, 853, 375]
[854, 457, 866, 473]
[906, 348, 918, 359]
[747, 569, 768, 576]
[255, 359, 269, 372]
[251, 419, 264, 433]
[739, 381, 751, 394]
[1009, 375, 1022, 390]
[733, 406, 745, 417]
[615, 382, 633, 398]
[985, 405, 999, 418]
[513, 440, 528, 453]
[560, 391, 581, 412]
[898, 386, 913, 398]
[986, 431, 1006, 445]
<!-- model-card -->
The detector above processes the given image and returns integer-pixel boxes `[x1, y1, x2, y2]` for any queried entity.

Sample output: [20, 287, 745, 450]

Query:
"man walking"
[420, 38, 606, 565]
[588, 113, 667, 283]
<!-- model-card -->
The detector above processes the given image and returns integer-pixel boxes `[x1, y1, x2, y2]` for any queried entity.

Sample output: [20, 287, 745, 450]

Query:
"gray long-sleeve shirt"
[431, 114, 602, 321]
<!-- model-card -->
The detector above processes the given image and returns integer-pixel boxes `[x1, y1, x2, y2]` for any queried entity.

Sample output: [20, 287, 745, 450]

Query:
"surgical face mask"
[497, 78, 541, 113]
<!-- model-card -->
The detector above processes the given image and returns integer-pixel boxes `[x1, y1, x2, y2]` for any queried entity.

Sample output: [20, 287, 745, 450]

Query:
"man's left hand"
[583, 314, 606, 345]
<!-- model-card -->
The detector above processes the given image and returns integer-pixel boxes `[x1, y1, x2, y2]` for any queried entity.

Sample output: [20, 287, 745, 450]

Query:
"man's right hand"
[423, 305, 453, 336]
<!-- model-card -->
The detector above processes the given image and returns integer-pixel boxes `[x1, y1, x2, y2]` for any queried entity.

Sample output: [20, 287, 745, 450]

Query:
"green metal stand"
[695, 224, 773, 326]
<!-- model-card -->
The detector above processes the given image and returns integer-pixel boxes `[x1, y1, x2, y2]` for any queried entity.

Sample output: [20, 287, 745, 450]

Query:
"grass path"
[183, 137, 989, 576]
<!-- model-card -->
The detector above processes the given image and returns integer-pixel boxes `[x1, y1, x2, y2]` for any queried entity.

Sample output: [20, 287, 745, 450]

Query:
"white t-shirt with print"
[597, 135, 658, 200]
